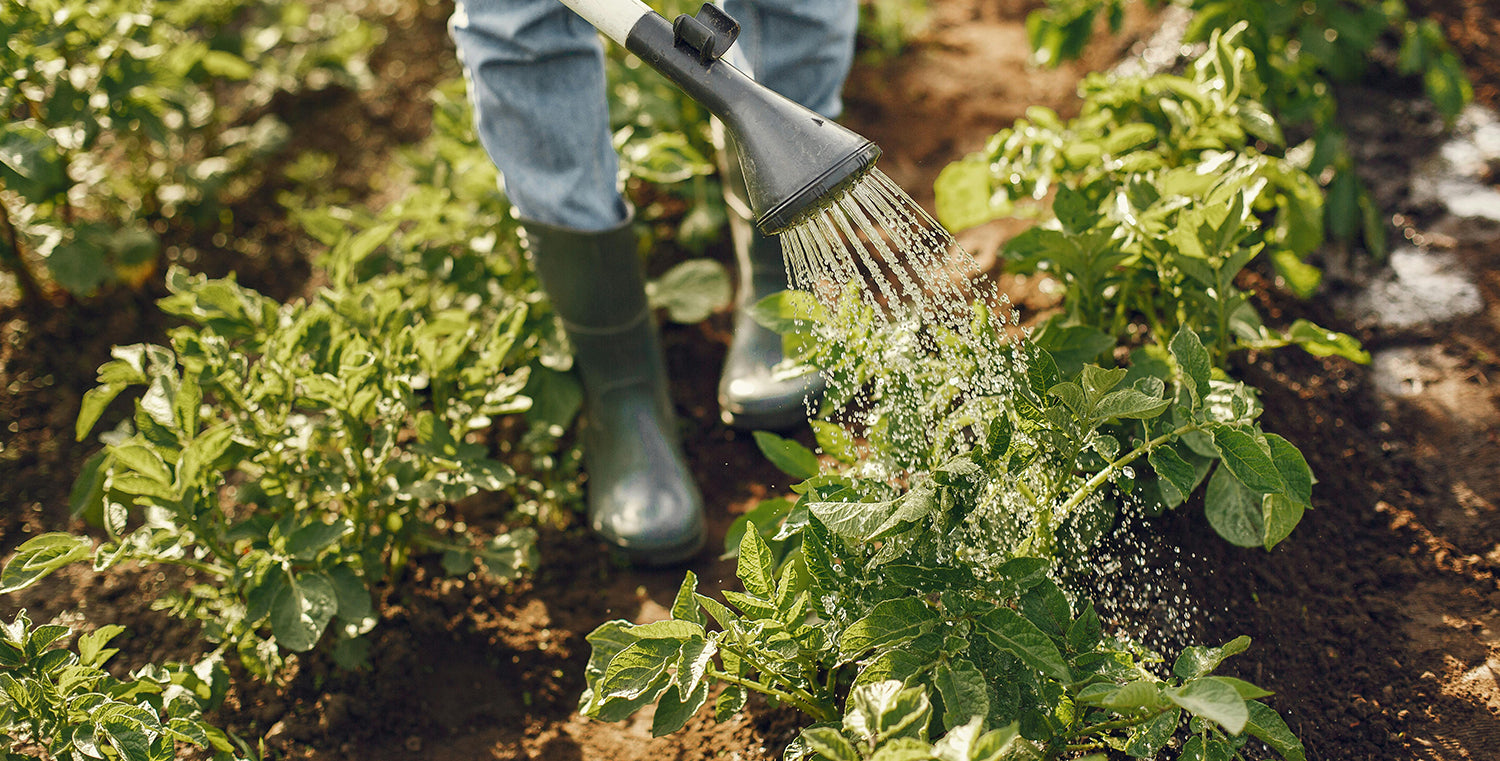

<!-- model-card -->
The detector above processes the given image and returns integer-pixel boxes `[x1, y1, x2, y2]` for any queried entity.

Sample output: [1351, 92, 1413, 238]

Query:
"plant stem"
[149, 553, 232, 579]
[729, 647, 833, 717]
[1074, 709, 1162, 737]
[705, 667, 835, 722]
[1055, 424, 1199, 515]
[0, 195, 48, 309]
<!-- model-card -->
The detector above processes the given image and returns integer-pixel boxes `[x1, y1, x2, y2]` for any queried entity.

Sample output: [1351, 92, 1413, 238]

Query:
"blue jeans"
[451, 0, 858, 231]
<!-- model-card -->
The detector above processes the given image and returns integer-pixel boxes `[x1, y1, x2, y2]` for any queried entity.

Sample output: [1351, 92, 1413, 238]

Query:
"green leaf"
[1245, 700, 1307, 761]
[522, 366, 582, 430]
[802, 726, 861, 761]
[1270, 250, 1322, 299]
[1204, 467, 1263, 548]
[934, 658, 989, 731]
[269, 572, 339, 653]
[737, 528, 775, 600]
[721, 497, 791, 560]
[716, 685, 748, 721]
[1173, 636, 1250, 681]
[646, 259, 732, 323]
[1034, 323, 1115, 378]
[1, 534, 93, 593]
[749, 290, 826, 333]
[110, 443, 173, 486]
[1216, 676, 1274, 700]
[809, 482, 937, 542]
[1066, 601, 1101, 653]
[935, 156, 1005, 231]
[601, 638, 681, 701]
[1093, 387, 1171, 421]
[286, 520, 351, 559]
[326, 565, 376, 637]
[838, 598, 937, 663]
[1283, 319, 1369, 363]
[77, 384, 128, 441]
[1168, 677, 1248, 734]
[105, 725, 154, 761]
[811, 420, 858, 464]
[985, 414, 1013, 460]
[847, 680, 932, 743]
[1124, 707, 1180, 758]
[1170, 329, 1212, 406]
[671, 571, 704, 627]
[650, 678, 709, 737]
[868, 738, 939, 761]
[1209, 425, 1285, 495]
[479, 528, 539, 582]
[77, 625, 125, 668]
[0, 125, 68, 203]
[975, 608, 1070, 682]
[69, 450, 109, 526]
[1149, 446, 1198, 502]
[1261, 494, 1305, 550]
[753, 430, 820, 481]
[199, 50, 255, 80]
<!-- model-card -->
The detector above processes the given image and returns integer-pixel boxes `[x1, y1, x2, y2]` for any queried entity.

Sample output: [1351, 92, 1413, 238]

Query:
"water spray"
[558, 0, 881, 233]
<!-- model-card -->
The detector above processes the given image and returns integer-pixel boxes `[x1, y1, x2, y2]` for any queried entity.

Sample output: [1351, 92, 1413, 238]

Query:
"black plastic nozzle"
[625, 6, 880, 234]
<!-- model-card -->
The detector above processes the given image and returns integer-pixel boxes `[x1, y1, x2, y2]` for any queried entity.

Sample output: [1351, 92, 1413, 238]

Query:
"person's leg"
[450, 0, 626, 231]
[721, 0, 859, 119]
[451, 0, 704, 564]
[714, 0, 859, 429]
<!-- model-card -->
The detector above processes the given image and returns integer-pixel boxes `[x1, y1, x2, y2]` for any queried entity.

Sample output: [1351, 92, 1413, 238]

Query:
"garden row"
[0, 1, 1472, 759]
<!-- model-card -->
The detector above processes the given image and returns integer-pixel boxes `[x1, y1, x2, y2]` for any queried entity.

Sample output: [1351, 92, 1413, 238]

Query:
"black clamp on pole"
[672, 4, 739, 64]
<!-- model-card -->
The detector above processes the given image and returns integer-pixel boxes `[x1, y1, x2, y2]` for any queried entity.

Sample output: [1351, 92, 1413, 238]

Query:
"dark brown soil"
[3, 1, 1499, 760]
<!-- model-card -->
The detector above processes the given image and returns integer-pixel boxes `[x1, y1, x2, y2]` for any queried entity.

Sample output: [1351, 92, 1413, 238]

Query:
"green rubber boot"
[523, 215, 705, 566]
[717, 132, 824, 430]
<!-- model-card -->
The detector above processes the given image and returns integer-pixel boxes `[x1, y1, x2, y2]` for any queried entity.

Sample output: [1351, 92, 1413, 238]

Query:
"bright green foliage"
[2, 79, 581, 677]
[1024, 0, 1473, 256]
[4, 226, 557, 674]
[0, 0, 377, 302]
[0, 610, 248, 761]
[936, 27, 1367, 367]
[751, 288, 1311, 552]
[581, 300, 1309, 757]
[6, 254, 542, 675]
[582, 529, 1304, 759]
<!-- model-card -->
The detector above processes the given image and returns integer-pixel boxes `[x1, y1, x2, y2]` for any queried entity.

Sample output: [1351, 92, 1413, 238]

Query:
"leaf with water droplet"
[1125, 707, 1181, 757]
[1245, 700, 1306, 761]
[975, 608, 1070, 683]
[1093, 387, 1172, 421]
[934, 658, 989, 732]
[837, 598, 937, 664]
[1167, 677, 1248, 735]
[1173, 635, 1250, 681]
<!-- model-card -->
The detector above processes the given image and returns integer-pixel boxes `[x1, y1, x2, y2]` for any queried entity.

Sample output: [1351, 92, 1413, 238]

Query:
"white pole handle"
[556, 0, 656, 45]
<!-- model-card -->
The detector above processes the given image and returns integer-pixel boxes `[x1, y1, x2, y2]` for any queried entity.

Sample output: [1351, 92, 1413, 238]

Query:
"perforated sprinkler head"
[623, 4, 881, 233]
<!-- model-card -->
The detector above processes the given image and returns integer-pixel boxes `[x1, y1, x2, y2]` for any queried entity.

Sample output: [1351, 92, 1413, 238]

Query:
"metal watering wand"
[558, 0, 881, 233]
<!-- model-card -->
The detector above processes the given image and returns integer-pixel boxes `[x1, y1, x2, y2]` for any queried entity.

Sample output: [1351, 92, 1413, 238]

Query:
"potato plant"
[935, 26, 1368, 370]
[0, 610, 248, 761]
[1024, 0, 1473, 255]
[580, 282, 1307, 759]
[0, 0, 377, 304]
